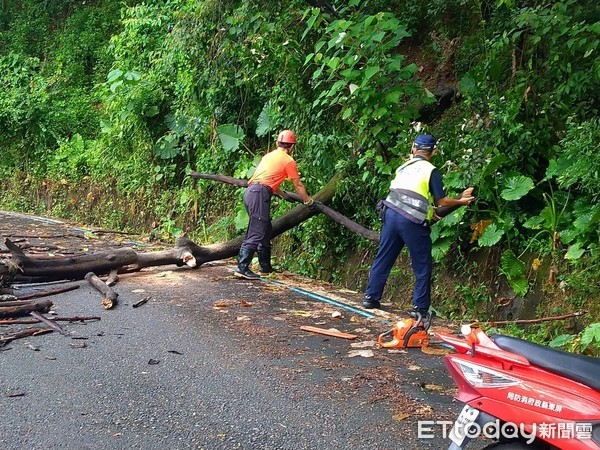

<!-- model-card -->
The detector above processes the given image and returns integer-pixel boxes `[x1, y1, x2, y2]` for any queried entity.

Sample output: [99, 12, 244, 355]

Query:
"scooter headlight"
[454, 359, 521, 388]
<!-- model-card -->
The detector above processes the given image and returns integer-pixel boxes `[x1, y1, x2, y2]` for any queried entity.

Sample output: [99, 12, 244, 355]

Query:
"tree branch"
[188, 172, 379, 243]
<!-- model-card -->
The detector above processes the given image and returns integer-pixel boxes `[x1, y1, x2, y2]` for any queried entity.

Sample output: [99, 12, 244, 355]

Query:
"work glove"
[304, 198, 319, 210]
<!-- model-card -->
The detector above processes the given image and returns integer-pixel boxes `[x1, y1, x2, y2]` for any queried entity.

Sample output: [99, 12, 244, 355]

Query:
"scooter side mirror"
[461, 324, 481, 347]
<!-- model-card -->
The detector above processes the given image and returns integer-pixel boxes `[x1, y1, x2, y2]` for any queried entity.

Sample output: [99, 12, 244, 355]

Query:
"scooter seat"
[492, 334, 600, 392]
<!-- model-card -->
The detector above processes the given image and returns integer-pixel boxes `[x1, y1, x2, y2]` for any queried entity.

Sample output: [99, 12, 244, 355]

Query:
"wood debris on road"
[300, 325, 358, 340]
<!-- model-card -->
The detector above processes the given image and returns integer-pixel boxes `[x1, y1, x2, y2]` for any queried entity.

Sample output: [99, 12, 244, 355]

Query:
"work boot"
[257, 248, 274, 275]
[234, 246, 260, 280]
[362, 295, 381, 309]
[409, 306, 430, 320]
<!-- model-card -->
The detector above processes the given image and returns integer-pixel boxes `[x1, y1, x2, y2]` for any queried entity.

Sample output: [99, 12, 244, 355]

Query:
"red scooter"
[435, 325, 600, 449]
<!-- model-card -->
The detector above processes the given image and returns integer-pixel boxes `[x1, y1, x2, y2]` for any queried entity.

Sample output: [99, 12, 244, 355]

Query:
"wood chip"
[352, 327, 370, 333]
[423, 384, 445, 391]
[300, 326, 357, 340]
[213, 300, 235, 308]
[350, 340, 376, 348]
[348, 349, 374, 358]
[392, 412, 410, 421]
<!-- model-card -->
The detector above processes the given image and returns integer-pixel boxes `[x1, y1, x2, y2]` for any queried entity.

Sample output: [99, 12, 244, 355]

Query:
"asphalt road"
[0, 212, 463, 450]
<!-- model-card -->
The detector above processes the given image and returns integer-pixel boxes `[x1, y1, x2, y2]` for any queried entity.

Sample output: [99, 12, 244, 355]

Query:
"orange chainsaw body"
[378, 318, 430, 349]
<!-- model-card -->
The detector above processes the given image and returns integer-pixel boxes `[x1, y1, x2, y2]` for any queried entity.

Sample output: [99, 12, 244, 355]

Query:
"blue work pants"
[365, 207, 432, 309]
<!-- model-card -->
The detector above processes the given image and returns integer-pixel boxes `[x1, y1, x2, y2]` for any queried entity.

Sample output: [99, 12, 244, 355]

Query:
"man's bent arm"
[291, 178, 311, 203]
[436, 187, 475, 208]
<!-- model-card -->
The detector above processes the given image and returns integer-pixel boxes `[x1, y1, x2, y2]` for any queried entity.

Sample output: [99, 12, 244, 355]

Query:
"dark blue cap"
[414, 134, 437, 150]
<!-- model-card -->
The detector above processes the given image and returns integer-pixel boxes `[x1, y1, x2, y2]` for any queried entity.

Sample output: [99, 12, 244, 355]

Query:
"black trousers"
[242, 183, 272, 251]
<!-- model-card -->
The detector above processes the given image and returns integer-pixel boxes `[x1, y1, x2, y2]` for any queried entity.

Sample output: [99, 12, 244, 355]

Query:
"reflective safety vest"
[384, 158, 435, 224]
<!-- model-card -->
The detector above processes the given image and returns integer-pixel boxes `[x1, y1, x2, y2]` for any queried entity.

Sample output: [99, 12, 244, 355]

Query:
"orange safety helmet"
[277, 130, 296, 144]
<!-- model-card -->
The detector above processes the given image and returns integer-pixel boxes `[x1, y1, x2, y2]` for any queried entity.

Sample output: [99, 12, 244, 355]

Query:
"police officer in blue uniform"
[362, 135, 475, 316]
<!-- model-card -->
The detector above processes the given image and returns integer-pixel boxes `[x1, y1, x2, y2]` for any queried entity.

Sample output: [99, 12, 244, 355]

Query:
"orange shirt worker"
[234, 130, 313, 280]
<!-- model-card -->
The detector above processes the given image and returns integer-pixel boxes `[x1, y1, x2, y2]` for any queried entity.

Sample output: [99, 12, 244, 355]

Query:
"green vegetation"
[0, 0, 598, 352]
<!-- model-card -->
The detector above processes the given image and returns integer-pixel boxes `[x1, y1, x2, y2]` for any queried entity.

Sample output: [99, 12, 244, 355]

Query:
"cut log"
[0, 300, 53, 318]
[85, 272, 118, 309]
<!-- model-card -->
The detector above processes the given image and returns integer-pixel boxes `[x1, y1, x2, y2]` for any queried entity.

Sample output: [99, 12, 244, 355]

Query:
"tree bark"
[0, 300, 53, 318]
[4, 238, 139, 280]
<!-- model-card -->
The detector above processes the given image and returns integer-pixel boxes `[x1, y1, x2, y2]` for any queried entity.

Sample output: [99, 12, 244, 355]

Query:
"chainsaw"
[377, 310, 434, 349]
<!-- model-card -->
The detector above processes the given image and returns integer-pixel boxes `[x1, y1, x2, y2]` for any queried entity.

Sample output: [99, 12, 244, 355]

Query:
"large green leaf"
[432, 237, 453, 262]
[154, 133, 180, 159]
[106, 69, 123, 83]
[361, 65, 380, 87]
[501, 249, 525, 279]
[442, 208, 466, 226]
[581, 323, 600, 348]
[459, 74, 477, 94]
[500, 250, 528, 296]
[501, 175, 534, 201]
[234, 208, 248, 231]
[565, 243, 585, 260]
[218, 124, 245, 153]
[548, 334, 575, 348]
[256, 102, 272, 137]
[478, 223, 504, 247]
[479, 154, 508, 183]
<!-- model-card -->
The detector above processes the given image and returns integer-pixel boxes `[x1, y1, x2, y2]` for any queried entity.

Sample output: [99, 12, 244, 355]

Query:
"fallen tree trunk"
[4, 238, 138, 280]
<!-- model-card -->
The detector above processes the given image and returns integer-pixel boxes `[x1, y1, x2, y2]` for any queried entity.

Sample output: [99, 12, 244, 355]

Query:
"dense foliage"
[0, 0, 598, 352]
